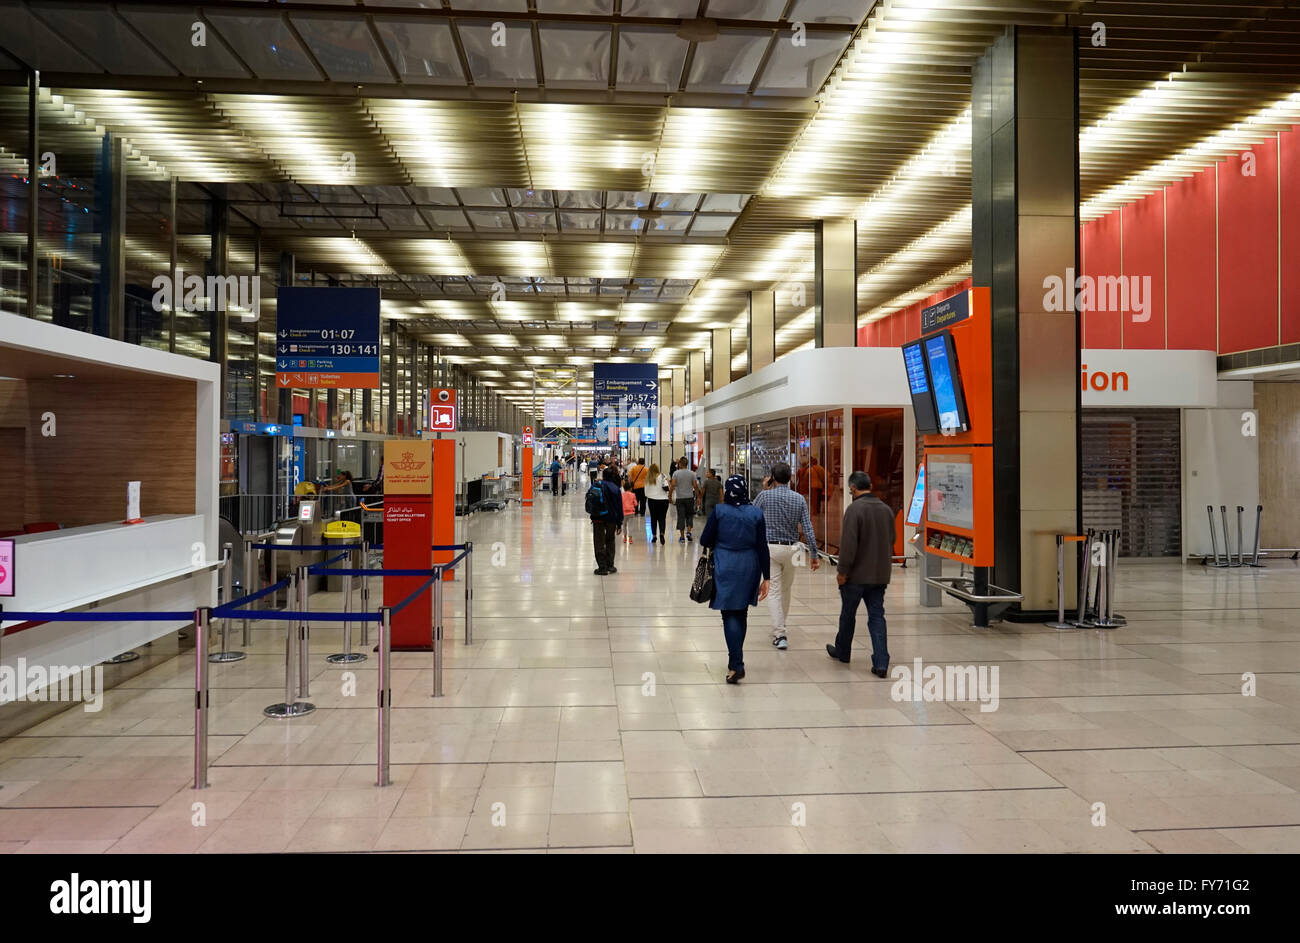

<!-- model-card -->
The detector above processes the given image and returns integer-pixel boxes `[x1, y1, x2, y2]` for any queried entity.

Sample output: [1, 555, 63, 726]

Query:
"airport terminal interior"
[1, 0, 1300, 858]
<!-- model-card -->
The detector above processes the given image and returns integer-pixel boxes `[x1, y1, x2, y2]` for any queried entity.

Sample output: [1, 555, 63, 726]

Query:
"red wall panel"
[1217, 143, 1279, 353]
[1281, 128, 1300, 344]
[1120, 189, 1166, 349]
[1165, 167, 1218, 350]
[1082, 212, 1122, 348]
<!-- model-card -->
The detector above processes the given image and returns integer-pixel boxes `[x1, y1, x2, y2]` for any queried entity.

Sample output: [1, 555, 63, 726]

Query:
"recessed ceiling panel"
[538, 25, 610, 89]
[788, 0, 875, 24]
[686, 30, 770, 94]
[704, 0, 789, 20]
[754, 31, 846, 95]
[119, 7, 250, 78]
[30, 4, 174, 75]
[617, 28, 688, 93]
[292, 15, 394, 83]
[458, 19, 536, 87]
[208, 14, 322, 80]
[375, 20, 464, 85]
[0, 3, 104, 72]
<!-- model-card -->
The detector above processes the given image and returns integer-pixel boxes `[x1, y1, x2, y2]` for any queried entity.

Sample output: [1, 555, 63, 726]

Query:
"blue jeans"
[721, 609, 748, 672]
[834, 583, 888, 671]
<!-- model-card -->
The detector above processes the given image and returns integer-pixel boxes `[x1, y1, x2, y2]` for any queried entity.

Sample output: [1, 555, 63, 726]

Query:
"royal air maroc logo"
[389, 451, 427, 472]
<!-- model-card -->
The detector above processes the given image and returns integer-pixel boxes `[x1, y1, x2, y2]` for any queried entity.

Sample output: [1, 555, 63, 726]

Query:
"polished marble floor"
[2, 491, 1300, 853]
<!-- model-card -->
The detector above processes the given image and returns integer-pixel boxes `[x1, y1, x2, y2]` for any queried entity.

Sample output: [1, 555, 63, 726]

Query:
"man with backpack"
[586, 465, 625, 575]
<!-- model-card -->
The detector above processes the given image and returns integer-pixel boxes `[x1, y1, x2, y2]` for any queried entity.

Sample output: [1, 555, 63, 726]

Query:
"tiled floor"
[3, 491, 1300, 853]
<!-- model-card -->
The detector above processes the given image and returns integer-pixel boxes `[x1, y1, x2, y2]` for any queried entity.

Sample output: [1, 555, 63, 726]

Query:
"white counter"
[0, 514, 215, 683]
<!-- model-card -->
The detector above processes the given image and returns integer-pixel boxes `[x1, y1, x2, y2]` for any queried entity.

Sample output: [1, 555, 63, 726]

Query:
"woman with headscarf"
[699, 475, 770, 683]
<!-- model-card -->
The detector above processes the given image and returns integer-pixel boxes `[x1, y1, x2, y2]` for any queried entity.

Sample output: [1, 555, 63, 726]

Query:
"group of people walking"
[584, 453, 897, 685]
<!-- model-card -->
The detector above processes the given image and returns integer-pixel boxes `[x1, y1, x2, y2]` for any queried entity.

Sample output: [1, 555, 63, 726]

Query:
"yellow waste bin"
[322, 520, 362, 592]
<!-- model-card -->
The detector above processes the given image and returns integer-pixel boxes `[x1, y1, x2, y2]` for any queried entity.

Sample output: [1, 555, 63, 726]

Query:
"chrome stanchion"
[1073, 528, 1095, 627]
[1250, 505, 1264, 567]
[210, 542, 245, 663]
[328, 543, 366, 665]
[1221, 505, 1239, 568]
[1236, 506, 1246, 567]
[464, 541, 473, 645]
[377, 607, 392, 787]
[297, 564, 311, 697]
[1095, 530, 1121, 628]
[193, 607, 210, 789]
[1045, 535, 1074, 629]
[360, 540, 371, 647]
[241, 535, 255, 646]
[433, 568, 444, 698]
[264, 571, 315, 718]
[1206, 505, 1223, 567]
[1092, 532, 1108, 627]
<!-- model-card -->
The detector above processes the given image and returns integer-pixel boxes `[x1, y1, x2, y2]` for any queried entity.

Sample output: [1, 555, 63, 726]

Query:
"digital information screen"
[299, 502, 315, 523]
[922, 332, 970, 433]
[927, 458, 974, 531]
[905, 463, 926, 527]
[902, 341, 941, 434]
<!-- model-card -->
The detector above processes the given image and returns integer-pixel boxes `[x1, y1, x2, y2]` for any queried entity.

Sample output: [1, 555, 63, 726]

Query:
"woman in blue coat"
[699, 475, 770, 683]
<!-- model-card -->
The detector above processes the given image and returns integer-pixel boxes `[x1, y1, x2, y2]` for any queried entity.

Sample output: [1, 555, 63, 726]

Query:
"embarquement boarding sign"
[593, 363, 658, 438]
[276, 287, 381, 389]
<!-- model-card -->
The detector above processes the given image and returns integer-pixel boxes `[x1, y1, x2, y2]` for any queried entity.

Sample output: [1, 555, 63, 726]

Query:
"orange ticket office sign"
[383, 440, 433, 649]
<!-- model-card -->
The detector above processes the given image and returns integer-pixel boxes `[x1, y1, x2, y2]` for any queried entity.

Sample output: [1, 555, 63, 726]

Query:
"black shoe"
[594, 568, 608, 575]
[826, 644, 849, 664]
[726, 669, 745, 684]
[607, 566, 618, 574]
[871, 666, 888, 679]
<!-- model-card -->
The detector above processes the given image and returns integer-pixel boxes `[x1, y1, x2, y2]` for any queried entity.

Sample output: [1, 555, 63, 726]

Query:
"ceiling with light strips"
[2, 0, 1300, 415]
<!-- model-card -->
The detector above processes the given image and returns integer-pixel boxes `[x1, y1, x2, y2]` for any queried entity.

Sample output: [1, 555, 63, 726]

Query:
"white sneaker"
[772, 635, 788, 650]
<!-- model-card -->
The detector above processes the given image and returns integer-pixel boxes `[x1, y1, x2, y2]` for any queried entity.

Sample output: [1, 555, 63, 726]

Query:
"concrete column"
[25, 69, 38, 320]
[748, 290, 775, 373]
[972, 26, 1080, 614]
[815, 218, 857, 348]
[687, 349, 705, 402]
[93, 133, 126, 341]
[711, 328, 731, 391]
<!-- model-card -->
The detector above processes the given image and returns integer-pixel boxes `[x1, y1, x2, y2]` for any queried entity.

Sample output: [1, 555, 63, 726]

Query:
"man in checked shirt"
[752, 461, 820, 650]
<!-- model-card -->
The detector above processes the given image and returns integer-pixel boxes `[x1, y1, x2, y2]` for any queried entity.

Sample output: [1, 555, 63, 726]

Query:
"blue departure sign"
[276, 287, 381, 389]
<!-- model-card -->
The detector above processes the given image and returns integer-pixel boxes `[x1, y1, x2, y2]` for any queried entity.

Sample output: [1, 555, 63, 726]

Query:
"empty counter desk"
[323, 519, 362, 592]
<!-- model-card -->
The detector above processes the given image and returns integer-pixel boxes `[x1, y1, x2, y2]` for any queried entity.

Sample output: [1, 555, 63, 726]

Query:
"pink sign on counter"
[0, 539, 13, 597]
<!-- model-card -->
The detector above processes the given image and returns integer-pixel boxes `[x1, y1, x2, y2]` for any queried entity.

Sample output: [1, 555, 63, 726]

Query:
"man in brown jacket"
[827, 471, 896, 677]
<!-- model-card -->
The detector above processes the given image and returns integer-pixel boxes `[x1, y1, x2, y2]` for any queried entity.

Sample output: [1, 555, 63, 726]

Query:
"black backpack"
[585, 481, 608, 517]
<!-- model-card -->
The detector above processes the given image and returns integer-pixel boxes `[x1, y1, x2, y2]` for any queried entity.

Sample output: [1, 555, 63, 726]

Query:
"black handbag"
[689, 550, 716, 604]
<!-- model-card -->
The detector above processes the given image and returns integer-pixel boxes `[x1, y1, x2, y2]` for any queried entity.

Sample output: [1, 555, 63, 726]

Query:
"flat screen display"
[922, 331, 970, 433]
[299, 502, 315, 523]
[905, 464, 926, 527]
[901, 341, 941, 434]
[639, 427, 656, 444]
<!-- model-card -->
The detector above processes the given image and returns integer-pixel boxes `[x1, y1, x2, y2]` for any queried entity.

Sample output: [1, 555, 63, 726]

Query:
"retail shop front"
[672, 347, 914, 556]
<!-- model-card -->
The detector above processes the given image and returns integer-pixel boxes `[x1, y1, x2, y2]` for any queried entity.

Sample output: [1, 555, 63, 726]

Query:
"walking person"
[753, 461, 820, 651]
[621, 481, 638, 542]
[586, 465, 625, 575]
[669, 457, 701, 542]
[827, 471, 895, 676]
[628, 457, 649, 515]
[700, 468, 723, 519]
[644, 462, 670, 544]
[550, 456, 562, 497]
[700, 475, 770, 684]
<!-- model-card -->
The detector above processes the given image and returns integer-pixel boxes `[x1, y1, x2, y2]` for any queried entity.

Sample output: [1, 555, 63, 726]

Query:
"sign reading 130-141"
[275, 286, 381, 389]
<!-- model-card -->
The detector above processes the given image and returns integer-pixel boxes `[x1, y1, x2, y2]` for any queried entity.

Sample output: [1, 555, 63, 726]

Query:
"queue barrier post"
[360, 540, 371, 647]
[327, 543, 366, 665]
[377, 607, 392, 787]
[263, 571, 315, 718]
[464, 541, 473, 646]
[241, 535, 255, 646]
[433, 568, 445, 698]
[1251, 505, 1264, 567]
[210, 542, 246, 663]
[193, 607, 210, 789]
[1045, 534, 1085, 629]
[1236, 506, 1246, 567]
[1221, 506, 1238, 568]
[297, 564, 311, 697]
[1094, 530, 1122, 629]
[1073, 528, 1095, 626]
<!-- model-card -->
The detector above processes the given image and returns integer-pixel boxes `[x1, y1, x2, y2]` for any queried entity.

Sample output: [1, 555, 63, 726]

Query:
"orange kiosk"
[908, 287, 1021, 626]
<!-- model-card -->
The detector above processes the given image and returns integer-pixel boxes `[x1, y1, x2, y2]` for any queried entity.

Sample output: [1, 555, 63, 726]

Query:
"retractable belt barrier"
[0, 541, 476, 793]
[1045, 529, 1125, 629]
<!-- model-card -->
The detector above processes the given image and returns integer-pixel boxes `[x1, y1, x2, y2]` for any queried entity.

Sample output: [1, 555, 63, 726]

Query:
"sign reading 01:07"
[276, 286, 381, 389]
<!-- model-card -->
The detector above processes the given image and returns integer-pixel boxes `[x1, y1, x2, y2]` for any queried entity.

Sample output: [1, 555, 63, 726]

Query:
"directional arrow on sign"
[279, 330, 287, 338]
[278, 345, 287, 353]
[278, 375, 290, 386]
